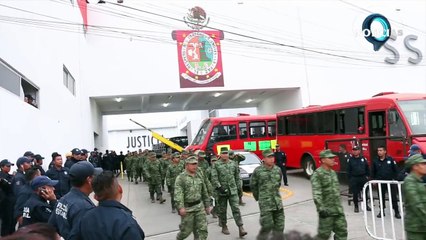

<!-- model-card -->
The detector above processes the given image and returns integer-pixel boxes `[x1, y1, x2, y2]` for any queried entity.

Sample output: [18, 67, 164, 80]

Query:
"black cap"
[81, 149, 88, 154]
[352, 146, 361, 150]
[34, 154, 44, 161]
[71, 148, 82, 155]
[69, 161, 102, 181]
[16, 157, 32, 168]
[0, 159, 14, 167]
[23, 151, 34, 157]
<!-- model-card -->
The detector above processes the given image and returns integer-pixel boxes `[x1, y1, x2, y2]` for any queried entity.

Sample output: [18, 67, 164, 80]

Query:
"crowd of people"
[1, 143, 425, 240]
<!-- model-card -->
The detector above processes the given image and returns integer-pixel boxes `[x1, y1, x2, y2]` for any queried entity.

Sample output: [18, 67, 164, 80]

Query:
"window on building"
[63, 65, 75, 95]
[0, 58, 39, 108]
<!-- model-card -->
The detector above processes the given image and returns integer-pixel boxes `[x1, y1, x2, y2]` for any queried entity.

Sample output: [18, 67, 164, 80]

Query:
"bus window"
[317, 111, 335, 134]
[277, 116, 285, 135]
[191, 119, 211, 145]
[338, 107, 364, 134]
[250, 121, 266, 138]
[239, 122, 247, 139]
[268, 120, 276, 136]
[369, 111, 386, 137]
[210, 124, 237, 143]
[398, 99, 426, 135]
[389, 109, 407, 137]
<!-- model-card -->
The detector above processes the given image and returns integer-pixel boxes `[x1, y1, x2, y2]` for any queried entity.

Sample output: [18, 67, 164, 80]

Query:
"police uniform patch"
[15, 181, 21, 186]
[361, 159, 364, 162]
[64, 171, 68, 175]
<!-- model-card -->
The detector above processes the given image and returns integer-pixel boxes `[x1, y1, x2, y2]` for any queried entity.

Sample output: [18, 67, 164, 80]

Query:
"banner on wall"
[77, 0, 88, 32]
[172, 7, 225, 88]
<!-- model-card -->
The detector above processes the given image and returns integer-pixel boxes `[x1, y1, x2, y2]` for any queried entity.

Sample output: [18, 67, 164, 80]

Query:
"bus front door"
[368, 111, 386, 161]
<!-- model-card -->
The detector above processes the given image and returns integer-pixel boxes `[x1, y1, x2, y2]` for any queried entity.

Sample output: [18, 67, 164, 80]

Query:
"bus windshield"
[398, 99, 426, 135]
[191, 119, 212, 145]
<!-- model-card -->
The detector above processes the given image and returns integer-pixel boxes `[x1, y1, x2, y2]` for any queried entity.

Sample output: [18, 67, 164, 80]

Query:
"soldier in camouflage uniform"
[197, 151, 209, 173]
[144, 152, 166, 203]
[311, 149, 347, 240]
[132, 152, 143, 184]
[166, 152, 184, 213]
[402, 154, 426, 240]
[175, 156, 210, 240]
[160, 152, 170, 191]
[229, 150, 246, 206]
[251, 149, 284, 240]
[206, 156, 218, 218]
[125, 152, 134, 182]
[211, 147, 247, 237]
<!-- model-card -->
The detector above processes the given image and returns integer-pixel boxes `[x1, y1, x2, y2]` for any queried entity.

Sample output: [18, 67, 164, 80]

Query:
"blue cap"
[69, 161, 102, 181]
[31, 176, 58, 190]
[410, 144, 420, 151]
[16, 157, 32, 168]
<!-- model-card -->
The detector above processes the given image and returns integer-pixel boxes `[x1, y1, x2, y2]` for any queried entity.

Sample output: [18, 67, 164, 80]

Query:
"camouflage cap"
[181, 150, 189, 155]
[197, 150, 206, 158]
[211, 156, 218, 162]
[262, 149, 274, 157]
[185, 156, 198, 164]
[172, 152, 181, 158]
[319, 149, 336, 158]
[405, 154, 426, 168]
[149, 152, 156, 157]
[219, 147, 229, 154]
[228, 150, 235, 156]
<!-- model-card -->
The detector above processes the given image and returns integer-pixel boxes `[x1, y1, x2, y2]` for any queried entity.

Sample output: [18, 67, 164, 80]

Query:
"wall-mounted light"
[213, 93, 222, 97]
[162, 103, 170, 107]
[115, 97, 122, 103]
[245, 99, 253, 103]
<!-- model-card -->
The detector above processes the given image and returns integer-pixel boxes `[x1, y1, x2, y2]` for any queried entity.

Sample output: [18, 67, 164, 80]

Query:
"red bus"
[276, 93, 426, 177]
[186, 115, 276, 158]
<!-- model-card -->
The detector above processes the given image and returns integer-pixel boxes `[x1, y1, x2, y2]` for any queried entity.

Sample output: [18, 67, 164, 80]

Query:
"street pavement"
[117, 170, 404, 240]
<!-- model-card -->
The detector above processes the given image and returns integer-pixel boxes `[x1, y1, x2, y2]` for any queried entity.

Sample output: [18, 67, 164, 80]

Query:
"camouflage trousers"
[148, 183, 162, 198]
[256, 208, 285, 240]
[176, 209, 208, 240]
[135, 168, 143, 181]
[406, 231, 426, 240]
[169, 188, 176, 210]
[217, 193, 243, 226]
[127, 169, 133, 181]
[316, 214, 347, 240]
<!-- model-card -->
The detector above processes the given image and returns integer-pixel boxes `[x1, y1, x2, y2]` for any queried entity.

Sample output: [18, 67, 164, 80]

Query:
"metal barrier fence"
[362, 180, 405, 240]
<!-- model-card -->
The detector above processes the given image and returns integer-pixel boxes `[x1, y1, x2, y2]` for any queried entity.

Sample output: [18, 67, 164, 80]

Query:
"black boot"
[354, 205, 359, 213]
[394, 210, 401, 219]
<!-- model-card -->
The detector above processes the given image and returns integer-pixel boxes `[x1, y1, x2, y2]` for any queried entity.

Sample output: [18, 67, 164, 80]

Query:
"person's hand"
[178, 208, 186, 217]
[40, 188, 56, 201]
[216, 186, 227, 195]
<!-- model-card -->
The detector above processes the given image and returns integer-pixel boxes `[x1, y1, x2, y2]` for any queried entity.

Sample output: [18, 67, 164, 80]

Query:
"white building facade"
[1, 1, 425, 165]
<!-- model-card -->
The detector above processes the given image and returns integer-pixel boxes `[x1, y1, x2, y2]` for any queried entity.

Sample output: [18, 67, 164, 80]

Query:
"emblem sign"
[172, 7, 224, 88]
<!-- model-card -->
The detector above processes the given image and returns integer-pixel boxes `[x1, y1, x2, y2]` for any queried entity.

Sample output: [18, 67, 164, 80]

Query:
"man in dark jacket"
[49, 161, 102, 240]
[0, 159, 15, 236]
[79, 171, 145, 240]
[274, 144, 288, 186]
[21, 176, 58, 227]
[46, 153, 70, 199]
[371, 146, 400, 219]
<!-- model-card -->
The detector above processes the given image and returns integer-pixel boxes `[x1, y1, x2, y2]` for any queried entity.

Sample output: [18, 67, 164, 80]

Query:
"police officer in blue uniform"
[64, 148, 81, 169]
[347, 146, 370, 213]
[12, 157, 32, 196]
[49, 161, 102, 240]
[0, 159, 15, 236]
[21, 176, 58, 227]
[274, 144, 288, 186]
[45, 152, 71, 199]
[79, 171, 145, 240]
[372, 145, 401, 219]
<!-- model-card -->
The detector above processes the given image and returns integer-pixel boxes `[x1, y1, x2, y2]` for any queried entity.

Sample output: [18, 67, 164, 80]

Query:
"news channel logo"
[362, 13, 391, 51]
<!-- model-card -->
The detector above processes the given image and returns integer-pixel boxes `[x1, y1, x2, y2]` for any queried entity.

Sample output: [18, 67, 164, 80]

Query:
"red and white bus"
[186, 115, 276, 159]
[276, 93, 426, 177]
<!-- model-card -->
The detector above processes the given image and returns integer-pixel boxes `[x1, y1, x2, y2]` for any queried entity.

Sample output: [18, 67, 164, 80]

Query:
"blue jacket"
[45, 167, 71, 199]
[79, 200, 145, 240]
[21, 193, 56, 227]
[48, 187, 95, 240]
[372, 156, 398, 180]
[11, 170, 26, 196]
[14, 184, 33, 220]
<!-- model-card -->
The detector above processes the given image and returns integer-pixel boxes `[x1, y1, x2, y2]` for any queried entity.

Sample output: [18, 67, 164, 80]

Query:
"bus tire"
[303, 156, 316, 179]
